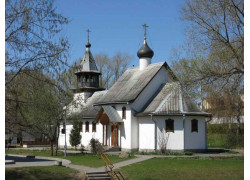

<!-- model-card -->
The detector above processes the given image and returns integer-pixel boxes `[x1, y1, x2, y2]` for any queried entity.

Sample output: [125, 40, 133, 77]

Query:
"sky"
[54, 0, 187, 68]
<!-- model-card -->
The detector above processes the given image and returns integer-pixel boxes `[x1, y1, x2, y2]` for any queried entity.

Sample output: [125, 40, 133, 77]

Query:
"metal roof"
[94, 62, 167, 105]
[102, 106, 123, 123]
[79, 90, 108, 119]
[137, 82, 211, 116]
[76, 47, 100, 73]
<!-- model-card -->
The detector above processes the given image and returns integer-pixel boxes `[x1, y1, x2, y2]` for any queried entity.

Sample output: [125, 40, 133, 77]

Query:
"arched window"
[165, 119, 174, 132]
[191, 119, 198, 132]
[92, 122, 96, 132]
[79, 122, 83, 132]
[61, 123, 66, 134]
[122, 107, 126, 120]
[85, 121, 89, 132]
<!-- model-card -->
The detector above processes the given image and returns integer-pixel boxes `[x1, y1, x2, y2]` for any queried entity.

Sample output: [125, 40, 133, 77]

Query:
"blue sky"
[55, 0, 186, 67]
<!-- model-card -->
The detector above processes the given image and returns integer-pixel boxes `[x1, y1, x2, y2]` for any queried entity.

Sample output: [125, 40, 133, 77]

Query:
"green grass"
[5, 166, 83, 180]
[6, 149, 135, 167]
[207, 133, 227, 148]
[119, 157, 244, 180]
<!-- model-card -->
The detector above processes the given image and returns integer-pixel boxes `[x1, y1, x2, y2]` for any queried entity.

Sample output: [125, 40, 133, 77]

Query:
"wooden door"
[111, 125, 118, 146]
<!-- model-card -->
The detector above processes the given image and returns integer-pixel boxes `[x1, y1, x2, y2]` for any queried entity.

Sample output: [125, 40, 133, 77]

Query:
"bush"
[184, 151, 193, 156]
[89, 138, 104, 155]
[207, 123, 244, 149]
[225, 130, 244, 149]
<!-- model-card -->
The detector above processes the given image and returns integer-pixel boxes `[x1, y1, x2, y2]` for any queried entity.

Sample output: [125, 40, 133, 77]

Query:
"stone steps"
[87, 172, 111, 180]
[5, 160, 15, 165]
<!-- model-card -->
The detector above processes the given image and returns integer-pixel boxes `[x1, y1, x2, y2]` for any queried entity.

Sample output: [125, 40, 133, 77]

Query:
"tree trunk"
[55, 124, 60, 156]
[50, 141, 54, 156]
[237, 116, 241, 135]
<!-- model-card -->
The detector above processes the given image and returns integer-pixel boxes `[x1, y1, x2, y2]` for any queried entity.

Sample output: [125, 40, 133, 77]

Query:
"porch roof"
[96, 106, 123, 123]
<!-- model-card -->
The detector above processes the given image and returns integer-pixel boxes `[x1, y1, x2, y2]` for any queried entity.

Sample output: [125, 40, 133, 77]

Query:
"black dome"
[86, 41, 91, 48]
[137, 41, 154, 58]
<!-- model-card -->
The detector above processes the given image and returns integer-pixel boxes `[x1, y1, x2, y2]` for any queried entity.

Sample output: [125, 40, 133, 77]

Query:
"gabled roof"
[137, 82, 211, 116]
[94, 62, 173, 105]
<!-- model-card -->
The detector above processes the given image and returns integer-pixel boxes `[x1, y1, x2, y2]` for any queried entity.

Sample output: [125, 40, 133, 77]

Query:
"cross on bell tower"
[73, 29, 105, 95]
[86, 29, 91, 43]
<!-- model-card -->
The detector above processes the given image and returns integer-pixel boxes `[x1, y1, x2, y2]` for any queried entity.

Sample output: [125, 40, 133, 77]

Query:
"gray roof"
[80, 90, 108, 118]
[94, 62, 169, 105]
[138, 82, 211, 116]
[77, 48, 99, 73]
[102, 106, 123, 122]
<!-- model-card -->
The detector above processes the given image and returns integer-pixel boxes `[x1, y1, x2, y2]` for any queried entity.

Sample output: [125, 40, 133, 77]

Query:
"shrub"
[89, 138, 104, 155]
[69, 121, 82, 150]
[225, 130, 244, 149]
[184, 151, 193, 156]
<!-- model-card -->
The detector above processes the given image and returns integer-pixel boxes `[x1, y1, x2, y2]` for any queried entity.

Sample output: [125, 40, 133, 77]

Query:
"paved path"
[5, 155, 57, 168]
[5, 154, 153, 173]
[6, 150, 243, 172]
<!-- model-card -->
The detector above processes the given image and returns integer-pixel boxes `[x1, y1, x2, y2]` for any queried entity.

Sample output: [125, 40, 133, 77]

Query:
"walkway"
[6, 150, 244, 172]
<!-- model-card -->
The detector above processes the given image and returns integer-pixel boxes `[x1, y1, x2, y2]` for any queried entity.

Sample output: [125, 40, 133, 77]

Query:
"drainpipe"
[182, 114, 186, 150]
[150, 114, 157, 151]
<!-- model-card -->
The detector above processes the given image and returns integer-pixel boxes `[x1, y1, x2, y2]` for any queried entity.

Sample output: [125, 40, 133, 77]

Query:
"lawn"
[5, 166, 83, 180]
[6, 149, 135, 167]
[207, 133, 227, 148]
[119, 157, 244, 180]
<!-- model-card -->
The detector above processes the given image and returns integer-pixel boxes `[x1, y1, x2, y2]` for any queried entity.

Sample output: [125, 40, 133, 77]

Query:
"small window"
[165, 119, 174, 132]
[61, 123, 66, 134]
[122, 107, 126, 120]
[191, 119, 198, 132]
[92, 122, 96, 132]
[79, 122, 83, 132]
[85, 121, 89, 132]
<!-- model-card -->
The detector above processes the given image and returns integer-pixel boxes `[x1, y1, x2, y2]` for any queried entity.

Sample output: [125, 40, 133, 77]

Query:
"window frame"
[85, 121, 89, 132]
[122, 107, 126, 120]
[191, 119, 198, 132]
[79, 122, 83, 132]
[165, 119, 174, 133]
[92, 122, 96, 132]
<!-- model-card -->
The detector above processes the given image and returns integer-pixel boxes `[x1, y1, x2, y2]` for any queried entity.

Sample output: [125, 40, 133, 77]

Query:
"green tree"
[69, 121, 82, 150]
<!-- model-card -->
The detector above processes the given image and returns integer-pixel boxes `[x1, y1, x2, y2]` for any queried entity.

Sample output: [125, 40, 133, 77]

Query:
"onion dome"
[137, 39, 154, 59]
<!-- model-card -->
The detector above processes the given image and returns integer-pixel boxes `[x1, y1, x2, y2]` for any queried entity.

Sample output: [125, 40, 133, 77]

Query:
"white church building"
[59, 27, 211, 152]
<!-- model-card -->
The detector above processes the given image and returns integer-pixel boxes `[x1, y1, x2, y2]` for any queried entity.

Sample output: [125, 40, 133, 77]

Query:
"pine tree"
[69, 121, 82, 150]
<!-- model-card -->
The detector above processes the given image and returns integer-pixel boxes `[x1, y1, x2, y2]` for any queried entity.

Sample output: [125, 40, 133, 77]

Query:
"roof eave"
[93, 101, 130, 106]
[135, 112, 212, 117]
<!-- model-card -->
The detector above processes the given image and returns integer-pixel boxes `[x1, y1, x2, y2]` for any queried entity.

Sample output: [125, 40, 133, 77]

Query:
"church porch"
[95, 106, 123, 150]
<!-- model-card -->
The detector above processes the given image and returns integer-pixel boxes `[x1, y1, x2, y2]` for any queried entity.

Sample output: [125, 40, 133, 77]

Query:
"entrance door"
[111, 125, 118, 146]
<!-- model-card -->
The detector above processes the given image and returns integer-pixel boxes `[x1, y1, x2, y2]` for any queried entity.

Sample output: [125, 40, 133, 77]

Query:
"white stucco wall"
[184, 116, 206, 150]
[139, 57, 151, 70]
[58, 120, 103, 148]
[138, 116, 155, 151]
[59, 124, 73, 148]
[155, 116, 184, 150]
[131, 67, 173, 112]
[138, 116, 185, 151]
[115, 104, 132, 150]
[137, 115, 207, 151]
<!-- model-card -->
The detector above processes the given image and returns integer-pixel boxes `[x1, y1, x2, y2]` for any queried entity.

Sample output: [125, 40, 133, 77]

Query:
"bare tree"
[95, 52, 132, 89]
[158, 129, 170, 153]
[5, 0, 69, 86]
[95, 54, 113, 89]
[111, 52, 132, 82]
